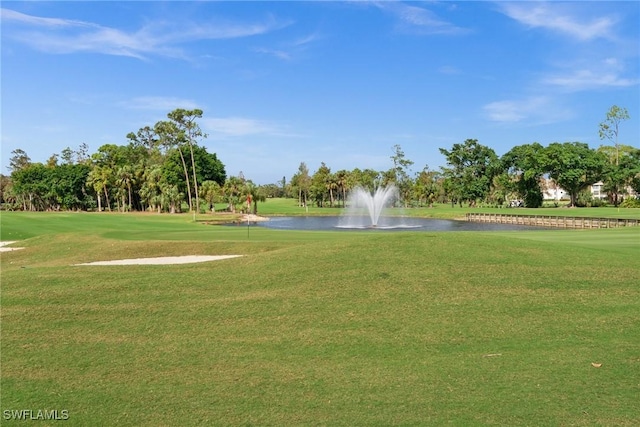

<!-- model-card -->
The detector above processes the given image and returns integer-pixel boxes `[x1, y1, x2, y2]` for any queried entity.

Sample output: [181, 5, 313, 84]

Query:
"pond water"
[241, 216, 541, 232]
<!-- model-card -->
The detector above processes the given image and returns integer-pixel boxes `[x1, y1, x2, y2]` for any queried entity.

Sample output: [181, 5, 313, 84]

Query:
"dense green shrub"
[620, 197, 640, 208]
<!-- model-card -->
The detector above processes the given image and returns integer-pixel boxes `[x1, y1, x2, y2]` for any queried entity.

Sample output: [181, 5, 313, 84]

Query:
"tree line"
[2, 109, 229, 213]
[1, 106, 639, 212]
[287, 140, 639, 210]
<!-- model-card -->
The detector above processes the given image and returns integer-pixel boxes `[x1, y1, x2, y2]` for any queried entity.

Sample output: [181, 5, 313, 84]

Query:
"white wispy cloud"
[0, 8, 288, 59]
[254, 31, 322, 61]
[1, 8, 151, 58]
[541, 56, 639, 91]
[0, 8, 96, 28]
[292, 33, 322, 47]
[253, 47, 293, 61]
[483, 96, 573, 124]
[122, 97, 201, 111]
[203, 117, 299, 138]
[483, 100, 528, 123]
[543, 69, 638, 91]
[498, 2, 615, 41]
[375, 1, 469, 36]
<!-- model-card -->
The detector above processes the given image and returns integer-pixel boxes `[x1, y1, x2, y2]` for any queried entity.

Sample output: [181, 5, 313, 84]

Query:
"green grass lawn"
[1, 211, 639, 425]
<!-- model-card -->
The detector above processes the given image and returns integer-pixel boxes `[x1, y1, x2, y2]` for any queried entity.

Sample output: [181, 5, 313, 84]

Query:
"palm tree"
[223, 176, 244, 213]
[86, 166, 105, 211]
[244, 181, 266, 214]
[116, 165, 135, 211]
[200, 180, 221, 212]
[326, 173, 338, 208]
[90, 165, 113, 212]
[335, 170, 350, 208]
[139, 165, 163, 212]
[160, 184, 183, 214]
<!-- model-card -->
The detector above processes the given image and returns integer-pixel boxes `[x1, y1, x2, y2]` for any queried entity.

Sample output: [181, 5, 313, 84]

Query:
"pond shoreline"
[233, 215, 542, 232]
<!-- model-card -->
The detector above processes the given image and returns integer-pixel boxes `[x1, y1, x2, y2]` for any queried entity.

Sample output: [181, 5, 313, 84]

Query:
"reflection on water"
[248, 216, 540, 231]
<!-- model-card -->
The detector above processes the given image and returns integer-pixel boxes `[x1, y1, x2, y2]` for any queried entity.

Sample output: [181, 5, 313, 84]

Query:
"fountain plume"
[339, 185, 398, 228]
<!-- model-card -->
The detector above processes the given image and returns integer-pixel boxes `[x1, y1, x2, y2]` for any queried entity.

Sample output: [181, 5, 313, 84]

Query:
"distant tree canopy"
[439, 139, 500, 207]
[162, 145, 226, 197]
[502, 143, 546, 208]
[11, 163, 90, 211]
[545, 142, 607, 207]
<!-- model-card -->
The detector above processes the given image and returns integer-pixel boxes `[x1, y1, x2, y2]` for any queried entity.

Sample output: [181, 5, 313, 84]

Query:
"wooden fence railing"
[466, 213, 640, 229]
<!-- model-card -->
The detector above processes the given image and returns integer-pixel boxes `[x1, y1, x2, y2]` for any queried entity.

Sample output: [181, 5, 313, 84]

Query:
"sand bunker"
[0, 241, 240, 265]
[76, 255, 242, 266]
[0, 241, 24, 252]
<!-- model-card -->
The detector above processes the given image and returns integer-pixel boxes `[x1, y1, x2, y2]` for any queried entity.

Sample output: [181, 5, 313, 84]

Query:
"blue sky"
[2, 1, 639, 184]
